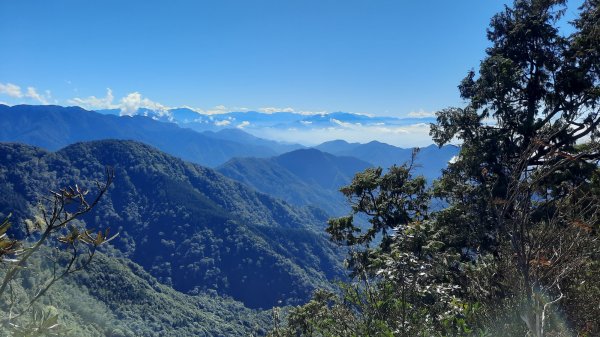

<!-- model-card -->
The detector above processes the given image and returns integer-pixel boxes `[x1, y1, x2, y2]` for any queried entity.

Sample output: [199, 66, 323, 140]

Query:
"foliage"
[1, 245, 271, 337]
[271, 1, 600, 336]
[271, 158, 472, 336]
[429, 0, 600, 335]
[326, 156, 429, 273]
[0, 169, 115, 336]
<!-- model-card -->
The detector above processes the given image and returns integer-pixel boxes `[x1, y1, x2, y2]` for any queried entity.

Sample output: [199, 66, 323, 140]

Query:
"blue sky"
[0, 1, 584, 145]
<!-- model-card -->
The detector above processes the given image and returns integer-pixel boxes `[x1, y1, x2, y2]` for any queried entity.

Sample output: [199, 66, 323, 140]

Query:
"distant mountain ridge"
[218, 149, 372, 215]
[94, 106, 436, 133]
[274, 148, 371, 190]
[314, 139, 458, 182]
[0, 104, 301, 167]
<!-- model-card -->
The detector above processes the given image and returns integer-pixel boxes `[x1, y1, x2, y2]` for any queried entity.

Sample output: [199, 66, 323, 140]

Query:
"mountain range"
[0, 104, 457, 216]
[217, 145, 457, 216]
[0, 140, 344, 310]
[218, 149, 373, 216]
[0, 104, 288, 167]
[0, 104, 456, 182]
[95, 107, 436, 132]
[315, 139, 459, 181]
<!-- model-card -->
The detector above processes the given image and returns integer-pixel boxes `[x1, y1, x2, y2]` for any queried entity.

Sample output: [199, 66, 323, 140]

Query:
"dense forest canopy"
[272, 0, 600, 336]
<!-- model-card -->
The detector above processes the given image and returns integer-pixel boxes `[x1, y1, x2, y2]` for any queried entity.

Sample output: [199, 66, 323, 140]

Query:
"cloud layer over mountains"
[0, 83, 437, 147]
[94, 106, 436, 147]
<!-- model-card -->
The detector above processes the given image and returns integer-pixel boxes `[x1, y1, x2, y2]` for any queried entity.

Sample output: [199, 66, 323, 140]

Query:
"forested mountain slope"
[1, 248, 270, 337]
[218, 149, 371, 215]
[0, 140, 344, 309]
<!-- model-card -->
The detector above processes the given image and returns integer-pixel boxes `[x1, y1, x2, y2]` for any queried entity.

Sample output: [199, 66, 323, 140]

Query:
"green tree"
[0, 169, 115, 336]
[326, 155, 429, 275]
[271, 157, 471, 336]
[430, 0, 600, 335]
[431, 0, 599, 254]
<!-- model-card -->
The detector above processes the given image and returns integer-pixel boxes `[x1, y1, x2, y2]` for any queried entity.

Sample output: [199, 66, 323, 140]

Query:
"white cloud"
[0, 82, 52, 104]
[214, 120, 231, 126]
[254, 123, 432, 147]
[257, 107, 326, 115]
[236, 121, 250, 129]
[331, 118, 353, 128]
[68, 88, 116, 110]
[25, 87, 51, 104]
[259, 107, 295, 114]
[205, 105, 230, 115]
[331, 118, 349, 127]
[407, 110, 436, 118]
[190, 105, 231, 115]
[69, 89, 170, 118]
[298, 110, 327, 115]
[0, 83, 23, 98]
[119, 92, 169, 117]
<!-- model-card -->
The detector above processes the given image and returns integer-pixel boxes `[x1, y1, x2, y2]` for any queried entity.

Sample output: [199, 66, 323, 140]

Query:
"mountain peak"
[320, 139, 351, 146]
